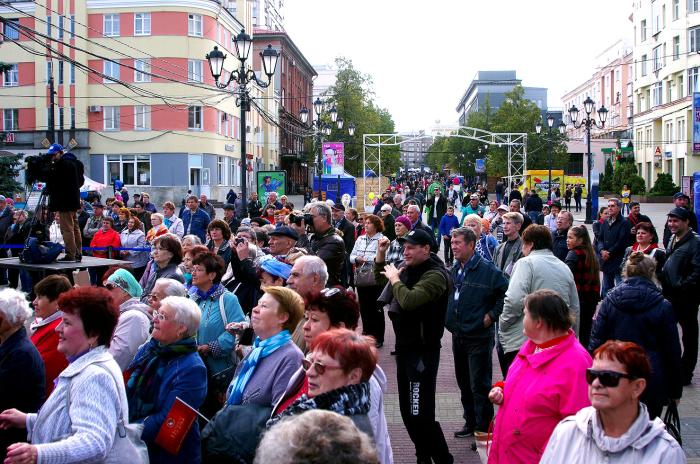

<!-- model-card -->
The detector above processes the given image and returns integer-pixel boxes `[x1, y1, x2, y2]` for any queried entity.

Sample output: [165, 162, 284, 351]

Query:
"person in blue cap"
[258, 256, 292, 287]
[44, 143, 85, 262]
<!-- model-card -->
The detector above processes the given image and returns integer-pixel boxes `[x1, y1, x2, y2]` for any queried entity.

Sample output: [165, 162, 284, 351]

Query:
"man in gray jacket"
[498, 224, 579, 374]
[492, 212, 523, 277]
[82, 203, 104, 247]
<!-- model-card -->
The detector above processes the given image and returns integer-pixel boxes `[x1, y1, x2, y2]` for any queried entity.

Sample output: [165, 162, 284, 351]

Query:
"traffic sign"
[67, 138, 78, 149]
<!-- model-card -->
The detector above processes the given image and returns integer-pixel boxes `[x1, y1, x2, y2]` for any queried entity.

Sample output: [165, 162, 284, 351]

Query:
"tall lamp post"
[535, 114, 566, 202]
[206, 30, 280, 204]
[299, 98, 355, 199]
[568, 97, 608, 224]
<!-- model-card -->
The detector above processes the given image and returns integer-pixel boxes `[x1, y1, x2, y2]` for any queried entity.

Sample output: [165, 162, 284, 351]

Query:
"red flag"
[154, 397, 199, 455]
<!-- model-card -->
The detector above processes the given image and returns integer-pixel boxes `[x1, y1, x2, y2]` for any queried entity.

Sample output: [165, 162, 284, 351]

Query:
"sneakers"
[454, 424, 475, 438]
[57, 256, 75, 262]
[75, 253, 82, 263]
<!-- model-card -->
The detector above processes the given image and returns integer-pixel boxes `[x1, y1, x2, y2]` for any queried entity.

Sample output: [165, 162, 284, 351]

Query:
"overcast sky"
[283, 0, 633, 133]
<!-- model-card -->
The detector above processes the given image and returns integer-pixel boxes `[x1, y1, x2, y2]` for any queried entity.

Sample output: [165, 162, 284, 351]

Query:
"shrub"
[649, 172, 678, 196]
[612, 161, 645, 195]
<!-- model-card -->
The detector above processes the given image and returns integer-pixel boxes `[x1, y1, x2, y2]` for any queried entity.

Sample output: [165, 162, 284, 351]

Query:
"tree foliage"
[0, 152, 23, 195]
[649, 172, 678, 196]
[599, 158, 614, 192]
[611, 160, 646, 194]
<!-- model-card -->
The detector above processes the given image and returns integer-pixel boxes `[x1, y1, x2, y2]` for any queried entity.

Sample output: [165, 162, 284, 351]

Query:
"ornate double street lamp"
[568, 97, 608, 224]
[206, 30, 280, 203]
[535, 114, 566, 202]
[299, 98, 355, 198]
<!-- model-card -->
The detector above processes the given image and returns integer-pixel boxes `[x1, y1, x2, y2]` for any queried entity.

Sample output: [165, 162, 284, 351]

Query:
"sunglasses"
[302, 357, 344, 376]
[585, 368, 636, 388]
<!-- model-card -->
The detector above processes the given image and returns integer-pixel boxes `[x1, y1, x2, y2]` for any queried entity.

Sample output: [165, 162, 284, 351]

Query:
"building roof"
[253, 28, 317, 77]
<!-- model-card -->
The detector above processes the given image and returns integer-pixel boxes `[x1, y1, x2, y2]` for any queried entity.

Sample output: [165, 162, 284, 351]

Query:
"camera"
[234, 237, 246, 246]
[24, 155, 52, 185]
[288, 213, 304, 226]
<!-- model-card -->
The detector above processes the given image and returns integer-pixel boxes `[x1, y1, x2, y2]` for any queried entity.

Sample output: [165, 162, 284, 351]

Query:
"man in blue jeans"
[445, 227, 508, 437]
[596, 198, 632, 297]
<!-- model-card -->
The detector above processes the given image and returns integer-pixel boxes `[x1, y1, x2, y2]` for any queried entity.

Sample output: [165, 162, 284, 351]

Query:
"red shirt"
[275, 375, 308, 415]
[90, 228, 121, 258]
[30, 317, 68, 396]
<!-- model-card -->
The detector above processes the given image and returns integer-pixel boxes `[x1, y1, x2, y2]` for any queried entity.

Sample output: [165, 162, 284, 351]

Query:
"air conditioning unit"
[254, 126, 261, 133]
[88, 105, 102, 113]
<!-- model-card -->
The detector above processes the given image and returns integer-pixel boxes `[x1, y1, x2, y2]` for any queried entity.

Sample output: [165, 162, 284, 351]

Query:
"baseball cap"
[380, 204, 392, 212]
[223, 203, 235, 210]
[403, 229, 433, 246]
[268, 225, 299, 241]
[92, 202, 104, 208]
[0, 195, 6, 202]
[668, 207, 690, 221]
[332, 203, 345, 211]
[47, 143, 64, 155]
[673, 192, 690, 200]
[497, 204, 508, 212]
[260, 257, 292, 281]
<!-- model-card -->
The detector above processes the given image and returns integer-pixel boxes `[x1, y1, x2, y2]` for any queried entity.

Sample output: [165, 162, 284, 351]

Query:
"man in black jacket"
[661, 207, 700, 385]
[523, 191, 543, 224]
[0, 196, 13, 285]
[222, 203, 240, 234]
[332, 203, 355, 287]
[247, 193, 263, 219]
[44, 144, 84, 262]
[552, 210, 573, 262]
[663, 192, 698, 248]
[308, 202, 345, 287]
[627, 201, 657, 243]
[596, 198, 632, 297]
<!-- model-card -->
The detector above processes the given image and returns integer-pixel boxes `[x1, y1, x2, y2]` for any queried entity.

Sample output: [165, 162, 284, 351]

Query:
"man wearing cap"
[489, 204, 509, 243]
[223, 203, 240, 235]
[663, 192, 698, 248]
[268, 226, 301, 260]
[82, 202, 105, 247]
[332, 203, 355, 287]
[375, 229, 454, 464]
[661, 207, 700, 385]
[380, 204, 396, 241]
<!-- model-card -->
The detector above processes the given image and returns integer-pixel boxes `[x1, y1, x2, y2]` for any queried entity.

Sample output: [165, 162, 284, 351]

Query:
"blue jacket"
[180, 208, 210, 243]
[589, 277, 683, 405]
[438, 214, 460, 238]
[135, 349, 208, 464]
[445, 253, 509, 339]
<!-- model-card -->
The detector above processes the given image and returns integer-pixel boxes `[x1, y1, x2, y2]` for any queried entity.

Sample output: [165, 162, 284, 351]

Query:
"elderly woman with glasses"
[488, 289, 592, 464]
[146, 278, 187, 313]
[541, 341, 685, 463]
[139, 234, 185, 304]
[126, 296, 207, 463]
[103, 268, 152, 371]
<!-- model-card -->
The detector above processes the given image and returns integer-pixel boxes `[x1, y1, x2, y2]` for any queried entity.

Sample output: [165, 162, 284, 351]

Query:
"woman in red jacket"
[30, 275, 72, 396]
[90, 216, 121, 259]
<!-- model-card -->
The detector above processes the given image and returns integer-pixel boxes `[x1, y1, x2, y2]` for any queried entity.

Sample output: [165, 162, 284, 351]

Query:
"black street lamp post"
[568, 97, 608, 224]
[206, 30, 280, 204]
[535, 114, 566, 202]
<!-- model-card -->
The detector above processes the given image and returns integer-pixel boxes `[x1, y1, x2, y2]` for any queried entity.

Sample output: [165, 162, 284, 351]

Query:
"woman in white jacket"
[349, 214, 385, 348]
[0, 287, 129, 464]
[541, 340, 685, 464]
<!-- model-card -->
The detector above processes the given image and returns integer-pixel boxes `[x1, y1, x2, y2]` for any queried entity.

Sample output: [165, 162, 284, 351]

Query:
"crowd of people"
[0, 165, 696, 463]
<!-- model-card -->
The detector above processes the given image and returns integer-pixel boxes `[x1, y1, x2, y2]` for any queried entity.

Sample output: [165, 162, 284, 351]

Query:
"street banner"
[322, 142, 344, 175]
[522, 170, 588, 199]
[475, 159, 485, 173]
[694, 93, 700, 153]
[256, 170, 286, 204]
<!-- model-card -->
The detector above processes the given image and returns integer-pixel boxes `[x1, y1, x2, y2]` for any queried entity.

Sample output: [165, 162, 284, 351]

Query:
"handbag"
[354, 262, 376, 287]
[663, 400, 682, 446]
[201, 403, 273, 463]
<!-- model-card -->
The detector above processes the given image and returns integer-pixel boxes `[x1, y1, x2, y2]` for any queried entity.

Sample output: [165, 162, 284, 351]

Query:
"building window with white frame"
[3, 64, 18, 86]
[69, 107, 75, 128]
[134, 13, 150, 36]
[70, 15, 75, 38]
[690, 27, 700, 53]
[70, 63, 75, 84]
[3, 109, 18, 131]
[3, 19, 19, 40]
[673, 36, 680, 60]
[58, 60, 63, 85]
[134, 105, 150, 130]
[46, 16, 52, 38]
[46, 61, 52, 84]
[188, 14, 202, 37]
[689, 67, 699, 94]
[673, 0, 680, 20]
[641, 55, 647, 76]
[104, 60, 120, 82]
[691, 0, 700, 13]
[134, 59, 150, 82]
[217, 156, 225, 185]
[58, 15, 64, 39]
[188, 60, 203, 82]
[103, 14, 120, 37]
[107, 154, 151, 186]
[641, 19, 647, 41]
[652, 45, 663, 71]
[188, 106, 202, 130]
[104, 106, 120, 131]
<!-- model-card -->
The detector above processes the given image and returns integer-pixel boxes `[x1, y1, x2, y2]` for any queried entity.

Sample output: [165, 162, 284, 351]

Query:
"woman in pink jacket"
[488, 289, 592, 464]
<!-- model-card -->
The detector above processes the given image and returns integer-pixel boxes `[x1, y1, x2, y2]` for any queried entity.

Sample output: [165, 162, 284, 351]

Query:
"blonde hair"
[262, 286, 304, 333]
[623, 251, 658, 282]
[463, 213, 483, 233]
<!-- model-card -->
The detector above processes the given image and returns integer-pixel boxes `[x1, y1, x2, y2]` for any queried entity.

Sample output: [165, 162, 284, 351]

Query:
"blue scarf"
[227, 330, 291, 405]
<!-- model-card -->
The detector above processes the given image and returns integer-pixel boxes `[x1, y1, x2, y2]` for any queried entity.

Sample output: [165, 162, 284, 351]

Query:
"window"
[4, 19, 19, 40]
[652, 1, 662, 35]
[673, 0, 680, 20]
[678, 118, 686, 142]
[615, 68, 620, 82]
[217, 156, 225, 185]
[188, 14, 202, 37]
[653, 45, 663, 70]
[679, 158, 685, 178]
[3, 109, 18, 131]
[691, 0, 700, 12]
[134, 59, 150, 82]
[103, 60, 120, 82]
[641, 54, 648, 76]
[70, 63, 75, 84]
[188, 106, 202, 130]
[3, 64, 18, 86]
[641, 19, 647, 41]
[104, 106, 120, 130]
[679, 74, 685, 98]
[58, 15, 64, 39]
[69, 107, 75, 128]
[46, 61, 52, 83]
[134, 13, 150, 36]
[107, 154, 150, 186]
[58, 107, 64, 129]
[46, 16, 52, 38]
[188, 60, 203, 82]
[690, 67, 699, 94]
[666, 121, 674, 143]
[103, 14, 120, 37]
[70, 15, 75, 38]
[134, 105, 149, 130]
[673, 36, 680, 60]
[58, 60, 63, 85]
[691, 27, 700, 53]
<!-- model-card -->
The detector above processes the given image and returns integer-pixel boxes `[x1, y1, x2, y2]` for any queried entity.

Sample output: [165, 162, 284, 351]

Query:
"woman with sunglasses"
[541, 341, 685, 463]
[139, 234, 185, 304]
[589, 252, 682, 419]
[125, 296, 206, 463]
[488, 289, 591, 464]
[267, 328, 377, 440]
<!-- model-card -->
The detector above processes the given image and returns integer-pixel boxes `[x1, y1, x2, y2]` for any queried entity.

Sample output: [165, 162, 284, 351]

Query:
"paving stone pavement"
[378, 199, 700, 463]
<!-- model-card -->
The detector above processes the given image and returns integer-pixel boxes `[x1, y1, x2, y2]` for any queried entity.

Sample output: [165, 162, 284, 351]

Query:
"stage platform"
[0, 256, 129, 273]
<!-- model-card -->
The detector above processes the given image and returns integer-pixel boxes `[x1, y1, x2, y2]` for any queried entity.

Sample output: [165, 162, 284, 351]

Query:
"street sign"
[4, 132, 14, 143]
[67, 138, 78, 149]
[41, 138, 50, 148]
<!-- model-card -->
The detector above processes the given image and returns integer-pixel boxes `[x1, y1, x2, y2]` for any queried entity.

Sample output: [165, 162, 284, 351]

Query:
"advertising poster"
[695, 93, 700, 153]
[475, 159, 486, 173]
[322, 142, 344, 175]
[256, 170, 286, 204]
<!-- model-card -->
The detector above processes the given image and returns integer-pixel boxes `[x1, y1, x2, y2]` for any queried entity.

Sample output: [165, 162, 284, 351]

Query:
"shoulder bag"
[663, 400, 682, 446]
[353, 237, 378, 287]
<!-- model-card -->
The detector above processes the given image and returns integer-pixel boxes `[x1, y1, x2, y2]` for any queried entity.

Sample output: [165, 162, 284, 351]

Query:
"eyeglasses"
[146, 293, 160, 301]
[585, 368, 636, 388]
[302, 357, 344, 375]
[104, 282, 118, 291]
[320, 287, 341, 297]
[152, 311, 172, 321]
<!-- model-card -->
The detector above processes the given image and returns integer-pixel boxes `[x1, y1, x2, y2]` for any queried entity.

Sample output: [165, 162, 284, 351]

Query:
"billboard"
[256, 170, 286, 204]
[475, 158, 486, 173]
[322, 142, 344, 175]
[694, 92, 700, 153]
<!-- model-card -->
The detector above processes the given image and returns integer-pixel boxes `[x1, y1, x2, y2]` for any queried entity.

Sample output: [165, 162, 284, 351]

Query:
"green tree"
[0, 152, 22, 195]
[649, 172, 678, 196]
[599, 158, 614, 191]
[611, 160, 645, 194]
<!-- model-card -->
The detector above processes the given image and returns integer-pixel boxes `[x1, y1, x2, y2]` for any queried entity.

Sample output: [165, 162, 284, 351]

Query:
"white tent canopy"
[80, 176, 106, 192]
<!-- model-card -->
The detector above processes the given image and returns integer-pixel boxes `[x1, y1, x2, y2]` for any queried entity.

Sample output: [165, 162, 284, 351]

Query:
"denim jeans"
[452, 336, 494, 432]
[600, 270, 622, 298]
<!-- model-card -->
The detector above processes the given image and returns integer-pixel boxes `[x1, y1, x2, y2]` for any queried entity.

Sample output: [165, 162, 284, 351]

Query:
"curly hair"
[58, 287, 119, 347]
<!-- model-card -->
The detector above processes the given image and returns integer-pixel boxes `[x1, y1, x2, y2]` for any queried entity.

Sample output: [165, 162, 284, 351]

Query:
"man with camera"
[44, 143, 85, 262]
